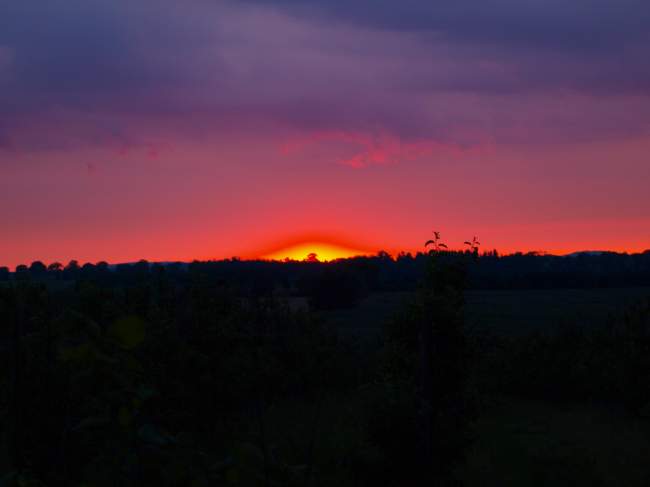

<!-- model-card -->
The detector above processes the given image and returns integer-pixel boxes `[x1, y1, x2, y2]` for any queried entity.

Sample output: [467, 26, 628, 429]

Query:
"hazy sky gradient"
[2, 0, 649, 267]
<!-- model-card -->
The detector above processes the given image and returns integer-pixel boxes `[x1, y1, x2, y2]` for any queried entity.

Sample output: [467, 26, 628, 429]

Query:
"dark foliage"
[357, 250, 477, 486]
[476, 297, 650, 416]
[304, 267, 367, 310]
[5, 249, 650, 294]
[0, 246, 478, 487]
[3, 247, 650, 485]
[0, 277, 351, 486]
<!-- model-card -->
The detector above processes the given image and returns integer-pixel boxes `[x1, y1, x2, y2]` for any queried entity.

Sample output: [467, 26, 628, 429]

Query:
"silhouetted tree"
[29, 261, 47, 277]
[63, 260, 80, 280]
[14, 265, 29, 280]
[362, 234, 476, 486]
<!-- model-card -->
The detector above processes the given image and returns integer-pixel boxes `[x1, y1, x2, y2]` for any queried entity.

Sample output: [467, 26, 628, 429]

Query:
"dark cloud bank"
[1, 0, 649, 156]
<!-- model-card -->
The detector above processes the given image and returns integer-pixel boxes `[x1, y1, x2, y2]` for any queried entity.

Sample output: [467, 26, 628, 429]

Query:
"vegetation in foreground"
[2, 242, 650, 486]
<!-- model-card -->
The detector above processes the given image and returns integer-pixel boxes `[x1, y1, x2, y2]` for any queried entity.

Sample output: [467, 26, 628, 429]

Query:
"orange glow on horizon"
[261, 241, 373, 262]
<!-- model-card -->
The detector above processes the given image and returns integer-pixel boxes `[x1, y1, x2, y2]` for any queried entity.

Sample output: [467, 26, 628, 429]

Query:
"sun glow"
[262, 241, 371, 262]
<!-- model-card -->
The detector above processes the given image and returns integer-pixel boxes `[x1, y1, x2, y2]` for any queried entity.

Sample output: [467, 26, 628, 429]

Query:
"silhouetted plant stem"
[58, 377, 73, 486]
[254, 347, 270, 487]
[45, 314, 58, 478]
[305, 392, 324, 487]
[10, 291, 24, 473]
[418, 314, 434, 473]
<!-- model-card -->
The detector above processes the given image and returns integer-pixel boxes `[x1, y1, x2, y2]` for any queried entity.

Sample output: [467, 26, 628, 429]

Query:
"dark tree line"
[4, 249, 650, 293]
[0, 246, 478, 486]
[3, 245, 650, 486]
[4, 256, 398, 296]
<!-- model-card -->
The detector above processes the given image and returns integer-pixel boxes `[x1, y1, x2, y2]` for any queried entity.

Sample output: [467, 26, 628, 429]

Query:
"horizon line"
[4, 247, 650, 272]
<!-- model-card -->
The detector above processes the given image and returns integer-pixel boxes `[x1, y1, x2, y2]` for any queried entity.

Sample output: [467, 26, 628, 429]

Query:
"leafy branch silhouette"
[424, 231, 448, 253]
[464, 236, 481, 255]
[425, 231, 481, 256]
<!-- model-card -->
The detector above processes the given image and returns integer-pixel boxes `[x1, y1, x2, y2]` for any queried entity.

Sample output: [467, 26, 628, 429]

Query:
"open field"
[461, 398, 650, 486]
[323, 287, 650, 338]
[4, 281, 650, 484]
[465, 287, 650, 335]
[322, 286, 650, 486]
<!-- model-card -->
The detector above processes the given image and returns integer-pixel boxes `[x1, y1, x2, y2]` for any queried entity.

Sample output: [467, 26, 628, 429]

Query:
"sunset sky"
[2, 0, 650, 267]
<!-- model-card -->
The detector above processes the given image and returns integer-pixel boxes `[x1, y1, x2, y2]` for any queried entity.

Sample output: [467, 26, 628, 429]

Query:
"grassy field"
[322, 287, 650, 486]
[465, 287, 650, 336]
[323, 287, 650, 338]
[461, 398, 650, 486]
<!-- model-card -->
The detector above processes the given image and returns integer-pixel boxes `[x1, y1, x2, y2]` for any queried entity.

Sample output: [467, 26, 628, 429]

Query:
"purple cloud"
[0, 0, 649, 165]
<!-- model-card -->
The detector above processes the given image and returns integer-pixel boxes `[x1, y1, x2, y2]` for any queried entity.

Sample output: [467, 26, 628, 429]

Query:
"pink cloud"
[281, 130, 470, 168]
